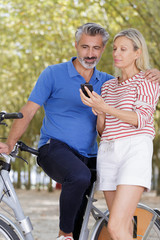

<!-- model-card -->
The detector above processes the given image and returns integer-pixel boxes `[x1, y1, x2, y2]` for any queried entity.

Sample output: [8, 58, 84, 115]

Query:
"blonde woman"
[80, 28, 159, 240]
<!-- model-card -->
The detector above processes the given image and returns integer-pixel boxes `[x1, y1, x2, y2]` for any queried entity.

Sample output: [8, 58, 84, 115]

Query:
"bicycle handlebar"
[17, 141, 39, 156]
[0, 112, 38, 157]
[0, 112, 23, 122]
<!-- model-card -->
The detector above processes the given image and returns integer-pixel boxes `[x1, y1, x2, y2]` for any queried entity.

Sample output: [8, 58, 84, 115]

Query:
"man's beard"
[77, 56, 100, 69]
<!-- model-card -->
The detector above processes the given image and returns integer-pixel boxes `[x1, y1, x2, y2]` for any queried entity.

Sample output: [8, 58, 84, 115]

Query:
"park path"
[1, 189, 160, 240]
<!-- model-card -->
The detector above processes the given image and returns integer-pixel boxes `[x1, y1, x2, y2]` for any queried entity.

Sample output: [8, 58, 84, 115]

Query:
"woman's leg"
[104, 191, 116, 211]
[104, 185, 144, 240]
[102, 191, 116, 240]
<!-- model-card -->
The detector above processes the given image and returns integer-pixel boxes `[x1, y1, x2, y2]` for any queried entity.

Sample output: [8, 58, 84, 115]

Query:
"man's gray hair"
[75, 23, 109, 46]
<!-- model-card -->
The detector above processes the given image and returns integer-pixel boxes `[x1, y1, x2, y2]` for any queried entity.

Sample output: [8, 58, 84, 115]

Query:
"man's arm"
[2, 101, 40, 154]
[145, 69, 160, 84]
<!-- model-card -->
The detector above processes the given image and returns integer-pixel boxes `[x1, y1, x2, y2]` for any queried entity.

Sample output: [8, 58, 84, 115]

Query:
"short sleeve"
[28, 66, 55, 106]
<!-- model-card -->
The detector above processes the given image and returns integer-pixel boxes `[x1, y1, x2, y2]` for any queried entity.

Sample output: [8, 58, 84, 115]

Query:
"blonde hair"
[113, 28, 150, 77]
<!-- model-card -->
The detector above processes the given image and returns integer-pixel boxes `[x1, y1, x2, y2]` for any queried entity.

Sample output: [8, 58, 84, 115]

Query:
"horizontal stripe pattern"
[101, 71, 159, 142]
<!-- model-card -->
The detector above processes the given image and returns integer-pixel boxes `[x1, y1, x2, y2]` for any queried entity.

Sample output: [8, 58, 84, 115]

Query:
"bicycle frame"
[0, 153, 34, 240]
[79, 182, 109, 240]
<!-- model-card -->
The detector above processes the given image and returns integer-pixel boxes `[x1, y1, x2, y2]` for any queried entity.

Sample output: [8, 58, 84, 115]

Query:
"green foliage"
[0, 0, 160, 191]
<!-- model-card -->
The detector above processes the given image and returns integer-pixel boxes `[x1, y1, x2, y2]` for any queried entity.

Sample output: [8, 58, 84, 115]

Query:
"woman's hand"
[80, 86, 107, 115]
[80, 87, 106, 134]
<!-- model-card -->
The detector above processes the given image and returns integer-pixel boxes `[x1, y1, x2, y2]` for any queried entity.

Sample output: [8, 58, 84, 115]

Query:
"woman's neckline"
[117, 71, 142, 85]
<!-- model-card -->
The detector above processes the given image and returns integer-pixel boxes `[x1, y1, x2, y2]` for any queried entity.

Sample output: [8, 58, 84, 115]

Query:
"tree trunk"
[26, 160, 31, 190]
[16, 161, 21, 189]
[48, 178, 53, 192]
[157, 167, 160, 196]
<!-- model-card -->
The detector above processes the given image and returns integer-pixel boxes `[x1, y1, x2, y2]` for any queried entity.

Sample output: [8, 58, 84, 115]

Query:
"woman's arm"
[96, 112, 106, 136]
[80, 79, 159, 130]
[80, 88, 138, 127]
[102, 103, 138, 127]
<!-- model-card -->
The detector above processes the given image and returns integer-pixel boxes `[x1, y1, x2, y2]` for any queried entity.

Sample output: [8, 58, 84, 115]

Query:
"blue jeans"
[37, 138, 96, 239]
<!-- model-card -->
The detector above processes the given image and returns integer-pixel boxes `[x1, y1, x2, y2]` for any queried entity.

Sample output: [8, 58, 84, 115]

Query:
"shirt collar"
[68, 57, 101, 81]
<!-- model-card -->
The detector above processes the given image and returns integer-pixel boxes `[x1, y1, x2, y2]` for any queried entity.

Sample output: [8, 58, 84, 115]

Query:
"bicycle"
[0, 112, 159, 239]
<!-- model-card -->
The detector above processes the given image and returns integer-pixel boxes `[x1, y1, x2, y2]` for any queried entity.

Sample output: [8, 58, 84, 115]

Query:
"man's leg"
[73, 157, 96, 240]
[37, 139, 91, 236]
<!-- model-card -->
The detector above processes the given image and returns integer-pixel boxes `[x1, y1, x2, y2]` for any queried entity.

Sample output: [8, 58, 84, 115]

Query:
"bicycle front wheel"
[90, 204, 160, 240]
[0, 219, 20, 240]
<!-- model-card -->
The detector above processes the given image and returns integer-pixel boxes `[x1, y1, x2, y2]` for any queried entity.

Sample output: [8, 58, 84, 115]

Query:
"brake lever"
[10, 152, 28, 164]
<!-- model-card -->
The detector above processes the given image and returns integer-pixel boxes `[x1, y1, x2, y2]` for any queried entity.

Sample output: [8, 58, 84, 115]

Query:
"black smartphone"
[81, 83, 93, 98]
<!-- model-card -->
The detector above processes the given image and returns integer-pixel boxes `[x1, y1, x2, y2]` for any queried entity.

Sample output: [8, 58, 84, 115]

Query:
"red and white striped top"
[100, 71, 159, 142]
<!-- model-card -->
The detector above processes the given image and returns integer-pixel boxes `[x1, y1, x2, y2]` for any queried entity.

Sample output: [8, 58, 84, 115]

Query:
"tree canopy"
[0, 0, 160, 192]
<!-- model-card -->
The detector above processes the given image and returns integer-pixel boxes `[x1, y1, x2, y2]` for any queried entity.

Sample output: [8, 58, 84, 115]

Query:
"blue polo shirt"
[28, 57, 114, 157]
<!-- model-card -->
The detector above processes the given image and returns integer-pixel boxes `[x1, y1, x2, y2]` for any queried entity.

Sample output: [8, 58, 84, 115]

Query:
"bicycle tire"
[90, 218, 108, 240]
[0, 219, 20, 240]
[90, 206, 160, 240]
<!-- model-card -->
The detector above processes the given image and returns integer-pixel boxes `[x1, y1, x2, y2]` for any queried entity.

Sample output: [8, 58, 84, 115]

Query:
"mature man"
[0, 23, 159, 240]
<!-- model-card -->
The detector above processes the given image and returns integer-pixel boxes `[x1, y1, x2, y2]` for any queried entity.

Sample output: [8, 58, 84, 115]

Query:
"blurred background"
[0, 0, 160, 194]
